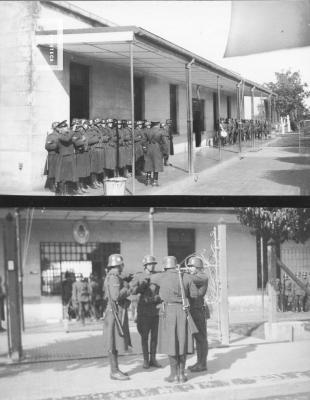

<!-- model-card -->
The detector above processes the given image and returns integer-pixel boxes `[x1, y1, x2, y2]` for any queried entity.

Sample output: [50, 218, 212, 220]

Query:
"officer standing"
[142, 121, 168, 186]
[73, 275, 90, 325]
[134, 120, 145, 175]
[86, 120, 101, 188]
[153, 256, 194, 383]
[44, 121, 59, 192]
[55, 120, 77, 196]
[165, 119, 174, 165]
[103, 254, 132, 380]
[72, 121, 90, 194]
[186, 256, 208, 373]
[117, 120, 129, 177]
[130, 255, 162, 369]
[105, 119, 117, 177]
[93, 118, 106, 184]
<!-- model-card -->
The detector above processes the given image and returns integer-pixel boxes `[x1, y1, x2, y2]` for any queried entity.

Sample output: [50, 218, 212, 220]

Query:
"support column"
[185, 59, 195, 174]
[236, 83, 241, 153]
[218, 219, 229, 346]
[129, 42, 135, 195]
[3, 213, 23, 361]
[217, 76, 221, 160]
[267, 239, 277, 337]
[15, 209, 24, 331]
[251, 86, 255, 148]
[268, 94, 272, 136]
[149, 207, 155, 256]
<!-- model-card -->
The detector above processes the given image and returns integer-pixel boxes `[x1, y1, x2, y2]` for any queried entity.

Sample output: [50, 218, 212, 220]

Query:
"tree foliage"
[236, 208, 310, 244]
[265, 70, 310, 124]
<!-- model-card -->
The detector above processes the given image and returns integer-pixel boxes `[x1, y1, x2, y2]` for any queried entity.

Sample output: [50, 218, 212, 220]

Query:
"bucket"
[104, 177, 127, 196]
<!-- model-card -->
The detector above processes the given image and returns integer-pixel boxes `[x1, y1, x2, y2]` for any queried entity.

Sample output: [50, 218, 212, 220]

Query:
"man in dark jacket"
[61, 271, 73, 332]
[130, 255, 162, 369]
[103, 254, 132, 380]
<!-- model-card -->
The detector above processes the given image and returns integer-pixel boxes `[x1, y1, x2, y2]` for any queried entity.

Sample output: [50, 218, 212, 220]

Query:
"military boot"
[142, 341, 150, 369]
[115, 351, 129, 377]
[109, 352, 129, 381]
[188, 341, 200, 371]
[149, 339, 162, 368]
[152, 172, 159, 186]
[145, 172, 151, 186]
[179, 355, 188, 383]
[164, 356, 178, 383]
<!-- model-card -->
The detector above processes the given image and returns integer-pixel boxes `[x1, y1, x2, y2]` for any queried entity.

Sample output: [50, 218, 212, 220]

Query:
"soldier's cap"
[94, 118, 101, 124]
[127, 120, 132, 125]
[122, 119, 127, 124]
[142, 255, 157, 266]
[136, 120, 143, 125]
[107, 254, 124, 268]
[145, 120, 151, 126]
[56, 120, 68, 128]
[107, 118, 114, 123]
[101, 119, 107, 124]
[160, 122, 166, 128]
[117, 120, 122, 124]
[52, 121, 59, 129]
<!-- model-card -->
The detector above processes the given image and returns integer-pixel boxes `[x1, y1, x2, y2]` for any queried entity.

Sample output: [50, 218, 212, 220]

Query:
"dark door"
[134, 76, 144, 121]
[192, 99, 205, 147]
[213, 92, 218, 131]
[167, 228, 195, 265]
[90, 242, 121, 281]
[227, 96, 231, 119]
[170, 84, 178, 134]
[70, 62, 89, 122]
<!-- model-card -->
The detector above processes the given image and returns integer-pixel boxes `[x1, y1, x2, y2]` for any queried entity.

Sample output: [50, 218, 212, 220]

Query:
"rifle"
[106, 276, 124, 337]
[177, 266, 199, 336]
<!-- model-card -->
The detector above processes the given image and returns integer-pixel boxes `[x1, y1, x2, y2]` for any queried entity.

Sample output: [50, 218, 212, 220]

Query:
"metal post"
[260, 92, 263, 147]
[129, 42, 135, 195]
[185, 59, 195, 174]
[236, 83, 241, 153]
[218, 219, 229, 346]
[15, 209, 25, 331]
[217, 76, 221, 160]
[267, 239, 277, 339]
[149, 207, 155, 255]
[251, 87, 255, 148]
[3, 213, 23, 361]
[260, 235, 265, 319]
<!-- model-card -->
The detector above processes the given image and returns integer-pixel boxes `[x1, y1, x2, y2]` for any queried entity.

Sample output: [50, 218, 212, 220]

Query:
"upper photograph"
[1, 0, 310, 196]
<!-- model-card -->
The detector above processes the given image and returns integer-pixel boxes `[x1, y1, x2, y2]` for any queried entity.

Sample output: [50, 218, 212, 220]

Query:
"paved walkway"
[0, 340, 309, 400]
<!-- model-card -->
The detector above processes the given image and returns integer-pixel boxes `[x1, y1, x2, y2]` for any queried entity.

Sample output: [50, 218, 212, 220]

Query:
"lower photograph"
[0, 207, 310, 400]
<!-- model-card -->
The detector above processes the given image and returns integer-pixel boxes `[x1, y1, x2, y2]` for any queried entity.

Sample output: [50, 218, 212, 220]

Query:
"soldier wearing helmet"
[186, 256, 209, 373]
[151, 255, 194, 383]
[130, 255, 162, 369]
[134, 120, 145, 176]
[44, 121, 60, 193]
[102, 254, 132, 380]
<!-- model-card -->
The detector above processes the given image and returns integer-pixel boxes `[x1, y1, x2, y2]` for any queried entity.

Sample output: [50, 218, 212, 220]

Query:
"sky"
[71, 1, 310, 108]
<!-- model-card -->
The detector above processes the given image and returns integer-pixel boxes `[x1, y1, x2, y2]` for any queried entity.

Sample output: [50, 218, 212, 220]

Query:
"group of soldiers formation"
[44, 118, 173, 195]
[217, 118, 270, 146]
[62, 253, 209, 382]
[275, 272, 310, 312]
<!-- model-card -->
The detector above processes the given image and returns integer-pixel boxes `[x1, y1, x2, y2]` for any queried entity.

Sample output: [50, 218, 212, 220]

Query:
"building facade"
[0, 1, 273, 193]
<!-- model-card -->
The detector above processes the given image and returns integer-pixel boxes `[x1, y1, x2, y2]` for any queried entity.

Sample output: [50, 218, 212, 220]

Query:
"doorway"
[170, 84, 178, 134]
[167, 228, 195, 264]
[192, 98, 205, 147]
[134, 76, 144, 121]
[70, 62, 90, 122]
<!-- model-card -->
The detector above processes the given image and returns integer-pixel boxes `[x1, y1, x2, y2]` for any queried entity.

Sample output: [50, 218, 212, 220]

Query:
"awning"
[36, 26, 273, 97]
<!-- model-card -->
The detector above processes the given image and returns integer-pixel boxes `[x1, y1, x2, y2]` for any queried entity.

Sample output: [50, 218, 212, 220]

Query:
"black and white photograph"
[0, 0, 310, 196]
[0, 207, 310, 400]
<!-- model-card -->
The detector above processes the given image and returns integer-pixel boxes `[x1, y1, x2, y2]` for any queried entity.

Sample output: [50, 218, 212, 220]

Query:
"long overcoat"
[142, 127, 167, 172]
[104, 127, 117, 170]
[44, 131, 59, 179]
[72, 129, 91, 178]
[55, 130, 77, 183]
[152, 269, 194, 356]
[102, 269, 132, 354]
[134, 128, 144, 160]
[86, 127, 100, 174]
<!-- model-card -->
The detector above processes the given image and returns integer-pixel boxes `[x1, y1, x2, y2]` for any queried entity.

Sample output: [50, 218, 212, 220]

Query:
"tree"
[236, 208, 310, 244]
[265, 70, 310, 129]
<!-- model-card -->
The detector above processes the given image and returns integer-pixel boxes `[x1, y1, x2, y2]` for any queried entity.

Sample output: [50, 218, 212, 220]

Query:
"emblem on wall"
[73, 220, 90, 244]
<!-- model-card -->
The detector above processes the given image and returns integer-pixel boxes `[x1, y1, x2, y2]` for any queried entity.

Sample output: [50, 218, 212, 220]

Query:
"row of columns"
[128, 43, 277, 191]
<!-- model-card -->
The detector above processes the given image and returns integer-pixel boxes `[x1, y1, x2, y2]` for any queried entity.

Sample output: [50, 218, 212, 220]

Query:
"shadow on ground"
[263, 168, 310, 195]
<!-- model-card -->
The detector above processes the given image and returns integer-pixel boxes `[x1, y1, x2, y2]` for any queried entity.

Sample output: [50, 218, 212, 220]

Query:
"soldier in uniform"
[55, 120, 77, 196]
[93, 118, 106, 184]
[165, 119, 174, 165]
[104, 119, 117, 177]
[301, 272, 309, 312]
[86, 120, 101, 188]
[153, 256, 194, 383]
[72, 121, 90, 194]
[142, 121, 168, 186]
[130, 255, 162, 369]
[44, 121, 59, 192]
[293, 273, 304, 312]
[103, 254, 132, 380]
[134, 120, 145, 175]
[72, 275, 90, 325]
[117, 120, 129, 178]
[122, 120, 133, 175]
[186, 256, 209, 373]
[283, 274, 293, 311]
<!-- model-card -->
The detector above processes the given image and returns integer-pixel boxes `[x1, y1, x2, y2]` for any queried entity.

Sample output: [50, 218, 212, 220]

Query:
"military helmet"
[162, 256, 177, 269]
[117, 120, 122, 125]
[136, 120, 143, 126]
[89, 119, 94, 125]
[187, 256, 204, 269]
[145, 120, 151, 127]
[107, 254, 124, 268]
[52, 121, 59, 129]
[56, 120, 68, 129]
[94, 118, 101, 124]
[101, 119, 107, 124]
[127, 120, 132, 125]
[107, 118, 113, 124]
[142, 255, 157, 267]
